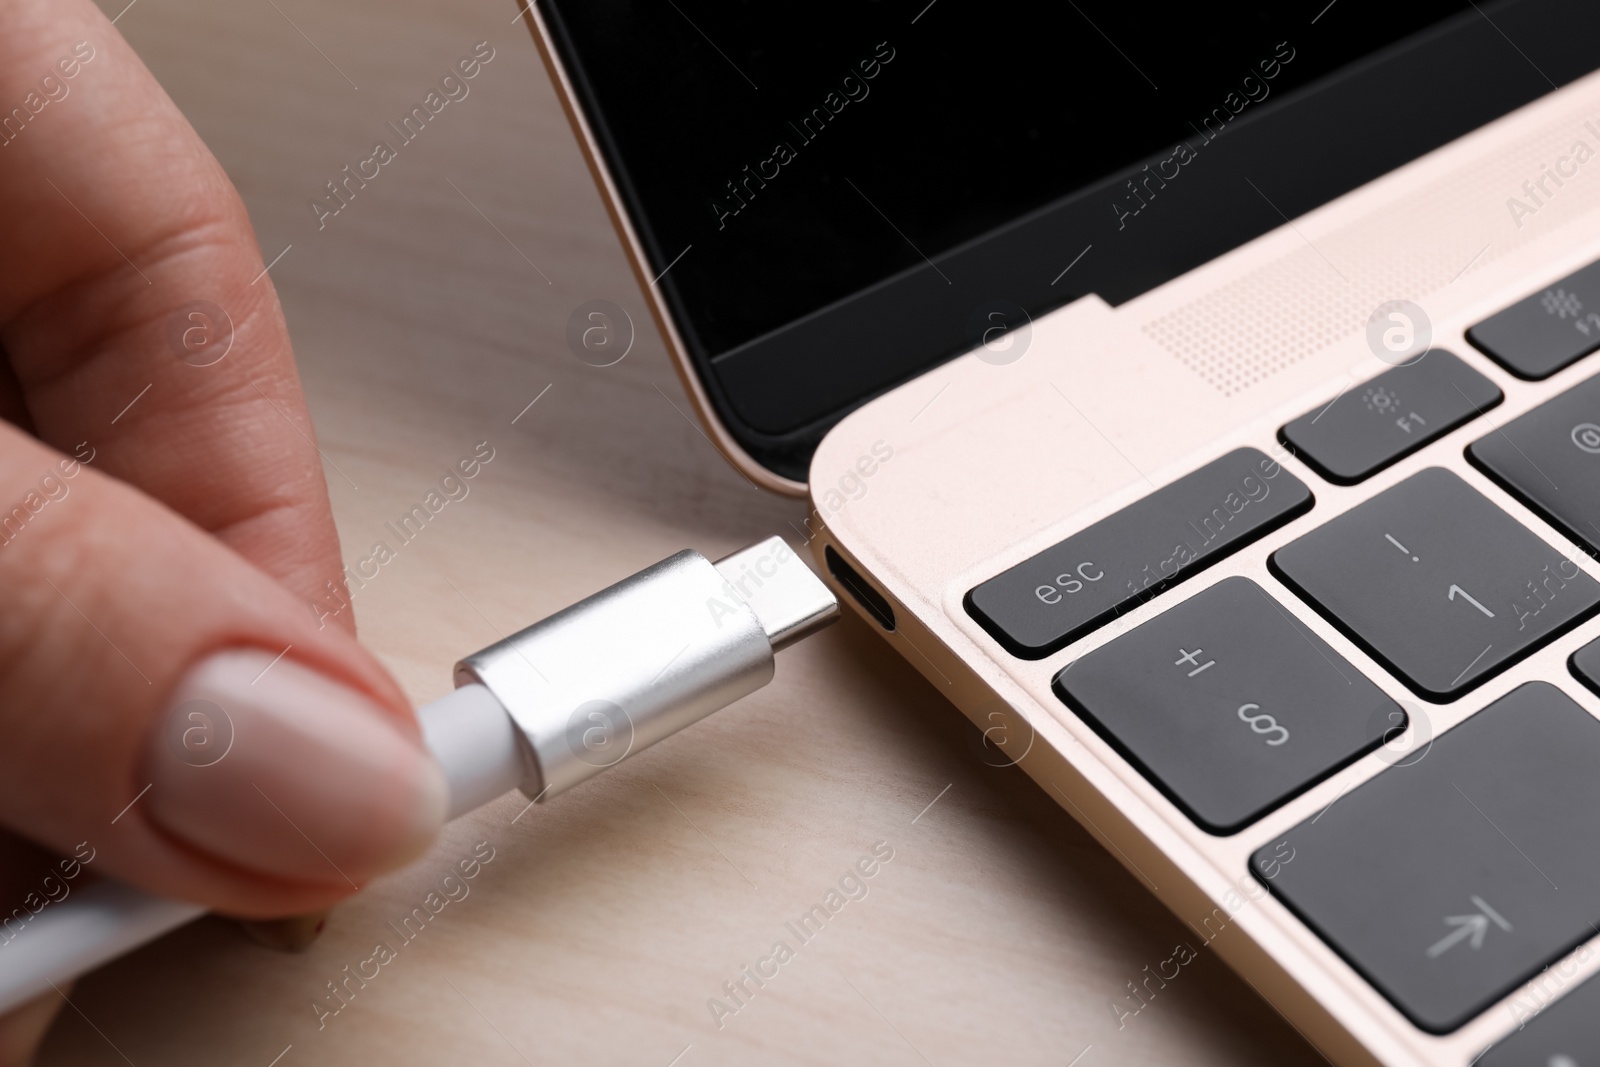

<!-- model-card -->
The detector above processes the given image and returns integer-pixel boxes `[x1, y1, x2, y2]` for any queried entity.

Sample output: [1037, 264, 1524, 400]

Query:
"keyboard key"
[1469, 259, 1600, 379]
[1478, 963, 1600, 1066]
[1253, 683, 1600, 1034]
[1470, 370, 1600, 557]
[967, 448, 1312, 659]
[1280, 350, 1500, 484]
[1271, 468, 1600, 699]
[1053, 577, 1399, 834]
[1569, 632, 1600, 697]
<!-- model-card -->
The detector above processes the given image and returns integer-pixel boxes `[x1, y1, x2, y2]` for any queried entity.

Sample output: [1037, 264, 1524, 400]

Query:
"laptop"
[520, 2, 1600, 1062]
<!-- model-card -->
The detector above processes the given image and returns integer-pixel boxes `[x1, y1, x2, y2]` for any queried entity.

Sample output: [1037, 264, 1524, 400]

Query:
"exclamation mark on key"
[1385, 533, 1420, 562]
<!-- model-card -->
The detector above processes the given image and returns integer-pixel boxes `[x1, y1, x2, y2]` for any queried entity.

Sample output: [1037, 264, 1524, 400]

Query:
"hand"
[0, 2, 447, 1060]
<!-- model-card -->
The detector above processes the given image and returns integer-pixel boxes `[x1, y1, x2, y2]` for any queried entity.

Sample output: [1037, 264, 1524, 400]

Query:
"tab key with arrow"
[1426, 895, 1513, 958]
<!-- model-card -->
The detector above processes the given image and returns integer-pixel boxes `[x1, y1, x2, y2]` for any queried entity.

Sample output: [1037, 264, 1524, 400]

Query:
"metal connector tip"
[454, 535, 836, 802]
[714, 536, 839, 651]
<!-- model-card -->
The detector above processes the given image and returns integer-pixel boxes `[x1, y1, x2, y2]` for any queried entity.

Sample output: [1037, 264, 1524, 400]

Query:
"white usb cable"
[0, 536, 837, 1014]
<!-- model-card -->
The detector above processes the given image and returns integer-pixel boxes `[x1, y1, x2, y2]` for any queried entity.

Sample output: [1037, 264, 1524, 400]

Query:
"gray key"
[1470, 370, 1600, 556]
[1254, 683, 1600, 1034]
[1272, 468, 1600, 699]
[967, 448, 1312, 659]
[1469, 260, 1600, 379]
[1054, 577, 1398, 834]
[1569, 632, 1600, 699]
[1478, 962, 1600, 1066]
[1281, 349, 1500, 484]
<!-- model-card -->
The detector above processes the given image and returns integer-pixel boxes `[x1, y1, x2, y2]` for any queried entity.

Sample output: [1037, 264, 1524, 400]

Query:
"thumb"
[0, 428, 447, 917]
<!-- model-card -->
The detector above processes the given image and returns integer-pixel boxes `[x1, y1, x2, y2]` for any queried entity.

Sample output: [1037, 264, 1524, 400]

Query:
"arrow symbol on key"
[1426, 895, 1513, 959]
[1428, 915, 1490, 957]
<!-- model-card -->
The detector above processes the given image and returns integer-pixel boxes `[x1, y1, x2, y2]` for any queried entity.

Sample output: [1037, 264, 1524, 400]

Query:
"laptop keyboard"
[962, 264, 1600, 1045]
[1469, 370, 1600, 557]
[964, 447, 1311, 658]
[1477, 943, 1600, 1065]
[1272, 467, 1599, 700]
[1468, 258, 1600, 379]
[1254, 682, 1600, 1035]
[1054, 576, 1397, 834]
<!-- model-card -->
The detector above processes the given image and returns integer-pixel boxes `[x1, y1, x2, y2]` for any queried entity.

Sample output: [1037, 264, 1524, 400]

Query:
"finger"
[0, 835, 69, 1066]
[0, 425, 446, 917]
[0, 987, 63, 1067]
[0, 0, 347, 618]
[239, 909, 332, 952]
[0, 354, 34, 435]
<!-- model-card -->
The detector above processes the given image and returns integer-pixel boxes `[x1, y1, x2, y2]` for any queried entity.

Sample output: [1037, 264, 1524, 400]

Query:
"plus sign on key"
[1055, 577, 1398, 834]
[1174, 647, 1215, 676]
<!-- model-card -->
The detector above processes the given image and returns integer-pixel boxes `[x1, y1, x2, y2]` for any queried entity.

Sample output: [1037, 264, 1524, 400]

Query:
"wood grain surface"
[39, 1, 1325, 1063]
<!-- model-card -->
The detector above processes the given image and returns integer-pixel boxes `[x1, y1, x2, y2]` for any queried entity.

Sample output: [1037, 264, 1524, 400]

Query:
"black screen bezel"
[537, 0, 1600, 484]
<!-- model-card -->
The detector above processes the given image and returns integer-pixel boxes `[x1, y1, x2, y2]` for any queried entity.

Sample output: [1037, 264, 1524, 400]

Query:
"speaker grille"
[1145, 102, 1600, 396]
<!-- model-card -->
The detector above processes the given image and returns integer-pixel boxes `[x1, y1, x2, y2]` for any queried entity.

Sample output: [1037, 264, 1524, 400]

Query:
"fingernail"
[144, 649, 447, 887]
[240, 909, 332, 952]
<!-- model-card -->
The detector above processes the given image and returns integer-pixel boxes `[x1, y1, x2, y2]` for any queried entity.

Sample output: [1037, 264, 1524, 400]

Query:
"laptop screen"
[538, 0, 1600, 480]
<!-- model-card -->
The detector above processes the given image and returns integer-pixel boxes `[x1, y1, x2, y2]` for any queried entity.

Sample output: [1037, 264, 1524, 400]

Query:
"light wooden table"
[42, 2, 1324, 1063]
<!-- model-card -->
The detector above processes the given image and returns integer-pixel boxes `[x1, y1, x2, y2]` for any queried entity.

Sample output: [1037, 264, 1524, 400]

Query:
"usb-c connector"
[712, 536, 839, 651]
[437, 535, 836, 810]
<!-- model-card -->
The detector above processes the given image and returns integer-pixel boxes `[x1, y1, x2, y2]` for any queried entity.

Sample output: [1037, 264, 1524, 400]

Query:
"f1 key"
[1281, 350, 1500, 484]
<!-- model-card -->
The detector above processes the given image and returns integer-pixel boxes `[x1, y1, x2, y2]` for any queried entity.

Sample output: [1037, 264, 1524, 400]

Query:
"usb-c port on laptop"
[825, 546, 896, 632]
